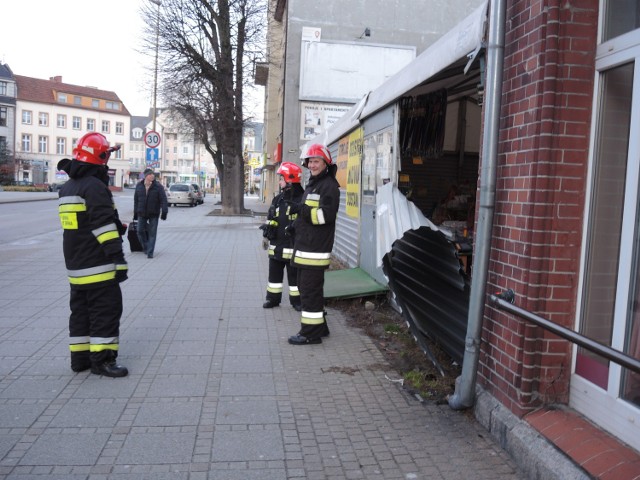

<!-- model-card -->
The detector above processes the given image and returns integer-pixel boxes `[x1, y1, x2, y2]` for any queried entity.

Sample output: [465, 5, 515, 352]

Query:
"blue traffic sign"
[146, 148, 159, 162]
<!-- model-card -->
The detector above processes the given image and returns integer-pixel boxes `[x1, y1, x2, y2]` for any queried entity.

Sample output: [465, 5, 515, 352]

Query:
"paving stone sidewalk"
[0, 196, 524, 479]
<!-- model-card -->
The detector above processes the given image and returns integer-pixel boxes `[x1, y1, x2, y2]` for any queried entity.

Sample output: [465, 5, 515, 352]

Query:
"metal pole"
[150, 0, 161, 132]
[490, 291, 640, 375]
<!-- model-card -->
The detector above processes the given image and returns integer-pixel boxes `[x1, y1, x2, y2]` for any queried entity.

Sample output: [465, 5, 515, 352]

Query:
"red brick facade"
[478, 0, 599, 416]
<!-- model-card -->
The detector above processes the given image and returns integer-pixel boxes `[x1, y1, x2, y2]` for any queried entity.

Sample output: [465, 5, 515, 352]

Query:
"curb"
[474, 387, 590, 480]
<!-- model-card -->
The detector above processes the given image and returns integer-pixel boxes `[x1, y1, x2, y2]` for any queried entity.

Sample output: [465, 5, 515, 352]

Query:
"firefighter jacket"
[265, 184, 304, 262]
[291, 167, 340, 270]
[58, 166, 128, 290]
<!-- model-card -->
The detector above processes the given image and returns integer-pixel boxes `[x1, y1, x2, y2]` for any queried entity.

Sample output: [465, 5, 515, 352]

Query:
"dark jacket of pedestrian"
[133, 178, 168, 219]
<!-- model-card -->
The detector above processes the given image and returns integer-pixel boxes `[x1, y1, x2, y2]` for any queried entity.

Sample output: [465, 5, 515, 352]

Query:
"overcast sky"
[1, 0, 263, 120]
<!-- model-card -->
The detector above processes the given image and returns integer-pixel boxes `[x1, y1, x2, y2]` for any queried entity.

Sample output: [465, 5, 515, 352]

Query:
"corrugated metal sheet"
[383, 227, 470, 365]
[334, 190, 359, 268]
[377, 183, 469, 365]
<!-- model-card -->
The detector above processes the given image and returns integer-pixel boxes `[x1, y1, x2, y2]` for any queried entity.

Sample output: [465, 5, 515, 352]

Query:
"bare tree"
[141, 0, 266, 214]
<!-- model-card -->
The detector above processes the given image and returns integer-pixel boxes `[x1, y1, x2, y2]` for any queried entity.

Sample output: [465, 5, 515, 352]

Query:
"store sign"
[300, 102, 352, 141]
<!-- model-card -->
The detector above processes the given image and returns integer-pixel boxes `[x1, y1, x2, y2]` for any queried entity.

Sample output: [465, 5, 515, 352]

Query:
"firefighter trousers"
[296, 267, 329, 339]
[69, 283, 123, 369]
[266, 258, 300, 307]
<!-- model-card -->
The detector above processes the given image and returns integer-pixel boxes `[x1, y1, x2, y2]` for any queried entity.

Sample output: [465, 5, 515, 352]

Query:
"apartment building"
[14, 75, 131, 188]
[0, 64, 17, 181]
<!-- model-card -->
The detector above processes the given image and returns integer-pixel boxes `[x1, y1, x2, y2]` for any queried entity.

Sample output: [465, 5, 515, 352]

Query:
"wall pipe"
[449, 0, 507, 410]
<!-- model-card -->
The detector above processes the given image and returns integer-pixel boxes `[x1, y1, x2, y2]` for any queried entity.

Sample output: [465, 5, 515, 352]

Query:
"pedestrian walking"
[133, 168, 168, 259]
[58, 132, 129, 377]
[288, 144, 340, 345]
[260, 162, 304, 311]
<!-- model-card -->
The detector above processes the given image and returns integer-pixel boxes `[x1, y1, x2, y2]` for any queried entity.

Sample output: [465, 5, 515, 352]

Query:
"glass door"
[572, 26, 640, 450]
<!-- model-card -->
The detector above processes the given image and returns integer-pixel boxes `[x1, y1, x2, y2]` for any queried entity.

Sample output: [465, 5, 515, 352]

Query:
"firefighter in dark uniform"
[288, 144, 340, 345]
[58, 132, 129, 377]
[260, 162, 305, 311]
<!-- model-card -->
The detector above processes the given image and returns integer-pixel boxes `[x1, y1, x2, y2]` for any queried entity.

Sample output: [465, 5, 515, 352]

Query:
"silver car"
[167, 183, 197, 207]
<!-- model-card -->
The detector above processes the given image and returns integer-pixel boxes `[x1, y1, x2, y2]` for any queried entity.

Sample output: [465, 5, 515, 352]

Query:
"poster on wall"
[300, 102, 352, 140]
[346, 128, 363, 218]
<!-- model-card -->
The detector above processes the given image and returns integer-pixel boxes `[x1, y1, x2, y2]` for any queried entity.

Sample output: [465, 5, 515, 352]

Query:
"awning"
[302, 0, 488, 153]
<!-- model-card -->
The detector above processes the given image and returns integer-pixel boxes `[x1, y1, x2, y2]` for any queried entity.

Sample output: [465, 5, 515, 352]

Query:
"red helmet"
[72, 132, 120, 165]
[303, 143, 332, 165]
[277, 162, 302, 183]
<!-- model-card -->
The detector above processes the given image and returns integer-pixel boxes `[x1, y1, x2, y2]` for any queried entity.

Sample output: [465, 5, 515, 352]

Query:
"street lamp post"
[149, 0, 161, 132]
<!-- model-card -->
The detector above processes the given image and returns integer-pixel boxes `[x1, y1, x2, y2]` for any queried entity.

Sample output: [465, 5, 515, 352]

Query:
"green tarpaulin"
[324, 268, 388, 299]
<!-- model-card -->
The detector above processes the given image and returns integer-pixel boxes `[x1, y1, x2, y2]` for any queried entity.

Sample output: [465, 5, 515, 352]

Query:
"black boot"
[91, 360, 128, 378]
[263, 300, 280, 308]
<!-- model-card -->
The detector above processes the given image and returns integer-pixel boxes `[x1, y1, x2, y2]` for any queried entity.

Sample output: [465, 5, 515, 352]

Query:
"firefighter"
[260, 162, 305, 311]
[58, 132, 129, 377]
[288, 144, 340, 345]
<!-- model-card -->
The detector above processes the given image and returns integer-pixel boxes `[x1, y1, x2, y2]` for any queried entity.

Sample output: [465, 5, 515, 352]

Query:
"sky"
[0, 0, 263, 120]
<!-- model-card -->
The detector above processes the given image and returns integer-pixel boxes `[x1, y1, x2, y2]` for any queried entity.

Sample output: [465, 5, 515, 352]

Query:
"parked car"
[48, 180, 68, 192]
[191, 183, 204, 205]
[167, 183, 197, 207]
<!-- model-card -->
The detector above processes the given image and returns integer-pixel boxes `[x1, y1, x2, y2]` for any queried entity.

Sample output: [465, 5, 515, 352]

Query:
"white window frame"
[56, 137, 66, 155]
[38, 136, 48, 154]
[72, 116, 81, 130]
[22, 110, 32, 125]
[38, 112, 48, 127]
[57, 114, 66, 128]
[21, 134, 31, 152]
[571, 27, 640, 452]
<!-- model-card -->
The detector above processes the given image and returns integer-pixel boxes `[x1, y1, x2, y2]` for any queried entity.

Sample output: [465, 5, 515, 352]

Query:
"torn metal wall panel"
[383, 226, 470, 364]
[377, 183, 469, 364]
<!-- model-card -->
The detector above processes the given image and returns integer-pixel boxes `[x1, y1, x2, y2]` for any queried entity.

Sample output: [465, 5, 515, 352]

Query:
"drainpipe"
[448, 0, 506, 410]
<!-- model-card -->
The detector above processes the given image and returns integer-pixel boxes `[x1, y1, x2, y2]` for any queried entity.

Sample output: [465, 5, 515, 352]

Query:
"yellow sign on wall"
[346, 128, 363, 218]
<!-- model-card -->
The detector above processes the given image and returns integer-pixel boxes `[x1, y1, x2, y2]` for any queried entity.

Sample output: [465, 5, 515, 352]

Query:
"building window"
[0, 81, 7, 95]
[57, 114, 66, 128]
[22, 110, 32, 125]
[87, 118, 95, 131]
[115, 122, 124, 135]
[38, 136, 48, 154]
[92, 99, 100, 108]
[133, 128, 143, 139]
[21, 134, 31, 152]
[74, 96, 82, 105]
[101, 120, 110, 133]
[57, 93, 67, 103]
[38, 112, 48, 127]
[114, 143, 123, 159]
[0, 136, 6, 151]
[106, 101, 120, 110]
[0, 107, 6, 127]
[72, 116, 81, 129]
[56, 137, 66, 155]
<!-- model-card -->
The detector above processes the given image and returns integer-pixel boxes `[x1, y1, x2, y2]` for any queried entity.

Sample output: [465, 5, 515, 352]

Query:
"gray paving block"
[117, 432, 196, 464]
[133, 400, 202, 426]
[157, 356, 213, 374]
[49, 401, 127, 428]
[215, 398, 280, 424]
[146, 375, 208, 397]
[219, 375, 276, 396]
[211, 429, 284, 462]
[72, 376, 138, 398]
[19, 432, 110, 466]
[0, 434, 20, 460]
[222, 356, 274, 374]
[0, 402, 49, 427]
[0, 378, 70, 399]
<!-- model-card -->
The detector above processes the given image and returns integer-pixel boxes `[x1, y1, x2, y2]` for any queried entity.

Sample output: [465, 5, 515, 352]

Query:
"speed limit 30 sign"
[144, 131, 162, 148]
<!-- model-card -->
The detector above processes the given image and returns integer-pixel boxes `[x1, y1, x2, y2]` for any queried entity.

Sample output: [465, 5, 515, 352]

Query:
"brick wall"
[478, 0, 598, 416]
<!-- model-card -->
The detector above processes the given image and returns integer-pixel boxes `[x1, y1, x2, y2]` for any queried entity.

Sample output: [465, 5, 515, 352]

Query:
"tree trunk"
[220, 153, 245, 215]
